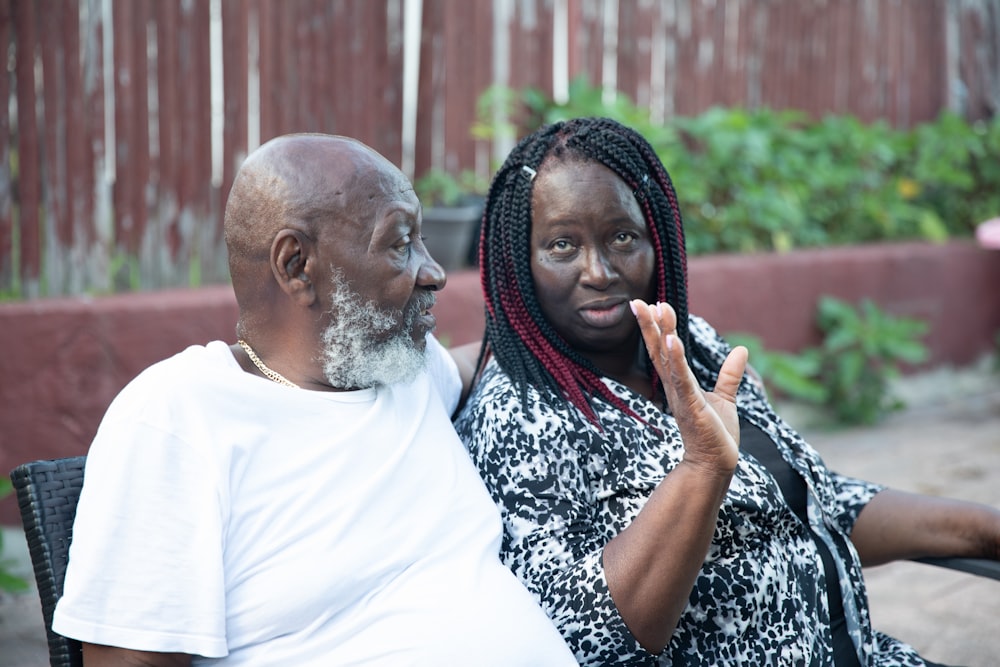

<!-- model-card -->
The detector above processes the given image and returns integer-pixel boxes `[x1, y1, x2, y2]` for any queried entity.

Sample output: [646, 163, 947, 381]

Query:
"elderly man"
[52, 134, 577, 666]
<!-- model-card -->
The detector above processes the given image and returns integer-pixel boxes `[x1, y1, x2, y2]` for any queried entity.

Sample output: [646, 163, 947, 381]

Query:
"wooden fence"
[1, 0, 998, 298]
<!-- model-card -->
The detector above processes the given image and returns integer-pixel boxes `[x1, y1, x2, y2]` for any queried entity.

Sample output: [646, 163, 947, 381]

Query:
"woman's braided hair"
[476, 116, 718, 425]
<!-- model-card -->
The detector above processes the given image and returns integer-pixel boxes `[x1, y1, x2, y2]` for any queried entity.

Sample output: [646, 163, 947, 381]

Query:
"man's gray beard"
[320, 272, 430, 389]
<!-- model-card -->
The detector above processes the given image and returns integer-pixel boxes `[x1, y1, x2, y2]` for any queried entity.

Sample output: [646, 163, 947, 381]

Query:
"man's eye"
[395, 234, 414, 253]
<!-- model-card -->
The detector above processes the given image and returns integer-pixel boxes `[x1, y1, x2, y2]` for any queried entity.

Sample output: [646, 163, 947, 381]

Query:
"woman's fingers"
[714, 346, 749, 404]
[632, 299, 743, 473]
[632, 299, 678, 370]
[632, 300, 662, 351]
[660, 330, 703, 413]
[632, 299, 748, 409]
[632, 300, 701, 399]
[633, 301, 667, 374]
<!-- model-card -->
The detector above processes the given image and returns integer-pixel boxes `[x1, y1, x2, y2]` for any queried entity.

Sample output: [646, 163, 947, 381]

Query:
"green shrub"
[724, 332, 827, 404]
[815, 296, 929, 425]
[727, 297, 929, 426]
[487, 77, 999, 255]
[0, 477, 29, 594]
[413, 167, 488, 207]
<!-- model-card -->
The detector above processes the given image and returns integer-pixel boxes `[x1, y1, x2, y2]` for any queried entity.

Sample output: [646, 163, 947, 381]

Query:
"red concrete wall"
[1, 287, 239, 524]
[3, 240, 999, 524]
[687, 240, 1000, 366]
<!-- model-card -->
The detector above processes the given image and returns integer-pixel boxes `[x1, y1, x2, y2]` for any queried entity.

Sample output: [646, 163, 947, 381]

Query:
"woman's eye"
[550, 239, 575, 254]
[613, 232, 636, 246]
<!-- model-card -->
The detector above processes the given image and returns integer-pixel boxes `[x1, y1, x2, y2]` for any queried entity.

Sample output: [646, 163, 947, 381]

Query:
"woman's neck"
[583, 344, 654, 400]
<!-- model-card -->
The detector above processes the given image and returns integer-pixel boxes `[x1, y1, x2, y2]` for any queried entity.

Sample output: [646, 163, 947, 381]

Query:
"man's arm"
[82, 643, 192, 667]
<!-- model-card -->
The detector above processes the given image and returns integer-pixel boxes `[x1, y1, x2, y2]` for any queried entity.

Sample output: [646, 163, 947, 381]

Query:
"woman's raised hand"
[631, 300, 748, 477]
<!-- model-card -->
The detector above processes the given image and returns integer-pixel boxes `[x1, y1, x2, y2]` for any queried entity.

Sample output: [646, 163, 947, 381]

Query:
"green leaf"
[0, 566, 29, 593]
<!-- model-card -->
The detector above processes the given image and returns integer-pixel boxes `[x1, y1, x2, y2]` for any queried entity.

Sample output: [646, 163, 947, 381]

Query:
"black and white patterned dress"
[454, 315, 928, 666]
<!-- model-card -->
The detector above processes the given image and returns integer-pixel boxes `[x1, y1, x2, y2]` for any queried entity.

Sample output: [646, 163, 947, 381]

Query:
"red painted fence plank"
[0, 0, 13, 288]
[12, 0, 40, 293]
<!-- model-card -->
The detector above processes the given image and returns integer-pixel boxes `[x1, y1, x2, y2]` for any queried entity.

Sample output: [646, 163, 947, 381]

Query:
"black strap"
[739, 418, 861, 667]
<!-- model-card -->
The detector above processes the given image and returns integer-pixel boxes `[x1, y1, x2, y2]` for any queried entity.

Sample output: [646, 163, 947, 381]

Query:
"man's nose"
[418, 250, 447, 291]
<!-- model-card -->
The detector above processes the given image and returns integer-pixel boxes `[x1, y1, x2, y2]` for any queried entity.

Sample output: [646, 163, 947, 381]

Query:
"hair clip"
[634, 173, 650, 201]
[521, 165, 537, 182]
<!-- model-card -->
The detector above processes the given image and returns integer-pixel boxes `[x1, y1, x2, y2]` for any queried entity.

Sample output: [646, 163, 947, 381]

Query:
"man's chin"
[371, 351, 426, 387]
[324, 335, 427, 388]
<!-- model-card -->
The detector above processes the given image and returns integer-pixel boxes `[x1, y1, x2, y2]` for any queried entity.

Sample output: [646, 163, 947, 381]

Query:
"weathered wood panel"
[0, 0, 996, 298]
[0, 0, 12, 290]
[12, 0, 40, 296]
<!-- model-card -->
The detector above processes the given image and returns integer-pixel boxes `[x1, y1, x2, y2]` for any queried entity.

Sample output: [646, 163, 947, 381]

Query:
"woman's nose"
[580, 249, 616, 288]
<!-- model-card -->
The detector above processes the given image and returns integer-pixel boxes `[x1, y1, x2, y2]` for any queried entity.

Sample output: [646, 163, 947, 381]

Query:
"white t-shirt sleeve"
[424, 333, 462, 416]
[52, 379, 229, 658]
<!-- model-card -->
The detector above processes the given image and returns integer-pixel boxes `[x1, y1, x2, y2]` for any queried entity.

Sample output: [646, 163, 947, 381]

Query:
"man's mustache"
[405, 291, 437, 323]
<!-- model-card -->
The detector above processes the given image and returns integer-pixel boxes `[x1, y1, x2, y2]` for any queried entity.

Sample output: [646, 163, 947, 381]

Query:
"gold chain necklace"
[237, 339, 300, 388]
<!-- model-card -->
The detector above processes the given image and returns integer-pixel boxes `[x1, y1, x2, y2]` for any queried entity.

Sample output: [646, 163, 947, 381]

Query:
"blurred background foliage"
[459, 77, 1000, 256]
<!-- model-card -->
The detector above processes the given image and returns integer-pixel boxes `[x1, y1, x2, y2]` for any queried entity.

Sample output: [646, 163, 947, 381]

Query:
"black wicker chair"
[10, 456, 86, 667]
[8, 455, 1000, 667]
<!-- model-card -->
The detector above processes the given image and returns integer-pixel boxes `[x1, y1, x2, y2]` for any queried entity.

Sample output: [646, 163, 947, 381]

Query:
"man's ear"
[271, 229, 316, 305]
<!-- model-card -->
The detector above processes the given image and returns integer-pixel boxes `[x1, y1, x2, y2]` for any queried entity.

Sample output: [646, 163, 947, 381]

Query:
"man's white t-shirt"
[53, 337, 577, 665]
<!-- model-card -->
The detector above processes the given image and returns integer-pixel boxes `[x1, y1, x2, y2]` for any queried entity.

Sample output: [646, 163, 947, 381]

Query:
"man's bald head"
[226, 134, 390, 279]
[224, 133, 410, 321]
[221, 132, 441, 389]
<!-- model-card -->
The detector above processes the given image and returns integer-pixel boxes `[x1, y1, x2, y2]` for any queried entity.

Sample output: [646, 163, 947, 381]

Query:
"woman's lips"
[579, 301, 629, 328]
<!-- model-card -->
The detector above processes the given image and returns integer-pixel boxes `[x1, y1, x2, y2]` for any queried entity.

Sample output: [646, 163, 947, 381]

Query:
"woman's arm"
[448, 340, 482, 407]
[850, 488, 1000, 567]
[601, 301, 748, 653]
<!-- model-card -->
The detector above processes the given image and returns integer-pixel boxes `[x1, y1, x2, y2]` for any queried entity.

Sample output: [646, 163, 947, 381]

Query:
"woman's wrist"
[675, 457, 736, 500]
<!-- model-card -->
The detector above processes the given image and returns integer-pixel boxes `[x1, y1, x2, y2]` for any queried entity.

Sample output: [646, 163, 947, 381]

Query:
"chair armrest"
[913, 557, 1000, 581]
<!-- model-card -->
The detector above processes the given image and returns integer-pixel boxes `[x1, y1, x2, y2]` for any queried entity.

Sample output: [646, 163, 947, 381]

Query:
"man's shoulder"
[108, 342, 232, 408]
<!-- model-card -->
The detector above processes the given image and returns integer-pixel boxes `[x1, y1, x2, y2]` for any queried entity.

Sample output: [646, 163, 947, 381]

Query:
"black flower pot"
[421, 195, 484, 270]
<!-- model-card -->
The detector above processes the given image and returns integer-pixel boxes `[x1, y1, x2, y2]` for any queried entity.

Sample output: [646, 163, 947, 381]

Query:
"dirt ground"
[798, 360, 1000, 667]
[1, 362, 998, 667]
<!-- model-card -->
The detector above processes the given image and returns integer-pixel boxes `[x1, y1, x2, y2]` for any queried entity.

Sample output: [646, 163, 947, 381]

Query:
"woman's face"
[529, 159, 656, 357]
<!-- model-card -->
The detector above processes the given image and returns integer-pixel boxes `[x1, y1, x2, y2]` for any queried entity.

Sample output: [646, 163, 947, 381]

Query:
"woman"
[454, 117, 1000, 666]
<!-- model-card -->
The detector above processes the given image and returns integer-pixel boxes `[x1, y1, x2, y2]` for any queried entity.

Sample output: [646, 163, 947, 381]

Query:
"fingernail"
[666, 334, 674, 351]
[629, 300, 638, 316]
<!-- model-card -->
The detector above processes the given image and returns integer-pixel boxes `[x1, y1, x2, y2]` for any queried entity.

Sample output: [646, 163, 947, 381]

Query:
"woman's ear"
[271, 229, 316, 305]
